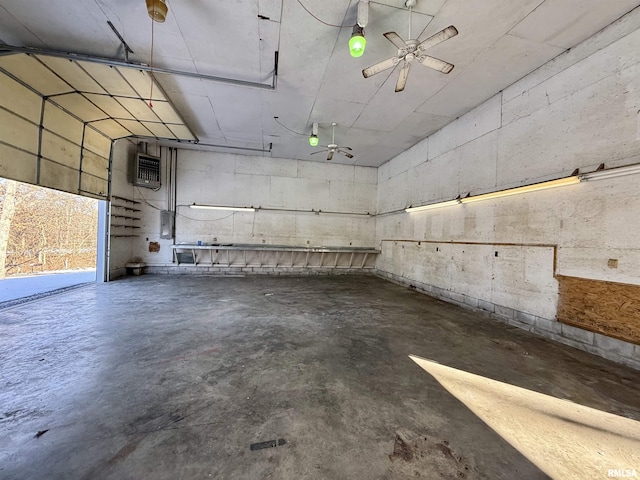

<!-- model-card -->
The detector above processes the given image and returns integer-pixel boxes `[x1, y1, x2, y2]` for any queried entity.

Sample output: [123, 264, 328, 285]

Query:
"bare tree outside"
[0, 179, 98, 278]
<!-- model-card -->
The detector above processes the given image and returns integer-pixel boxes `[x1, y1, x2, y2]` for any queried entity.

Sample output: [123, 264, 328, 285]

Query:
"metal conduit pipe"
[0, 45, 278, 90]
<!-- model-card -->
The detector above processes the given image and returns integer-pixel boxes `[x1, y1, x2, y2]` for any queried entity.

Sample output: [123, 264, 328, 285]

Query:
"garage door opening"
[0, 178, 104, 303]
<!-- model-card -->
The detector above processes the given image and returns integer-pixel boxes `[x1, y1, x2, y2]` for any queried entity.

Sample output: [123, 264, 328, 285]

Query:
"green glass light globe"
[309, 135, 319, 147]
[349, 35, 366, 58]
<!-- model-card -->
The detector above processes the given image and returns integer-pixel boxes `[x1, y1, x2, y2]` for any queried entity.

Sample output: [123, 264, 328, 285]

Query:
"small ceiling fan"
[310, 123, 353, 161]
[362, 0, 458, 92]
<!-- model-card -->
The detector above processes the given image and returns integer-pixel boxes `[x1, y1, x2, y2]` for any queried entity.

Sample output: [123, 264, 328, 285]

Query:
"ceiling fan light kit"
[362, 0, 458, 92]
[146, 0, 168, 23]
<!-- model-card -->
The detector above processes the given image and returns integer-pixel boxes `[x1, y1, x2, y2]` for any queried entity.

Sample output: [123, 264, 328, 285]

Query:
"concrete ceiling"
[0, 0, 638, 166]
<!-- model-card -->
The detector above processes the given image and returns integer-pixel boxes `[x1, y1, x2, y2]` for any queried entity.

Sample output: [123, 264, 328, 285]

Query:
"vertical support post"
[36, 97, 46, 185]
[95, 200, 108, 283]
[104, 140, 115, 281]
[78, 123, 87, 194]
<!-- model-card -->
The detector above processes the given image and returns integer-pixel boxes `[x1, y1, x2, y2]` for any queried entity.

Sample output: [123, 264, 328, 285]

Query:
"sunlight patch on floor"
[409, 355, 640, 479]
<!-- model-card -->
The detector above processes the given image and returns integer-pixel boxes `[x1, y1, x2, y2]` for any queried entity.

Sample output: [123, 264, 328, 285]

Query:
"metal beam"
[0, 44, 277, 90]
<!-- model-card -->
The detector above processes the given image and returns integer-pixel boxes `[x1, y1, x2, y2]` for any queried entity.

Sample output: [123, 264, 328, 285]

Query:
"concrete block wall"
[376, 270, 640, 370]
[129, 149, 377, 268]
[375, 9, 640, 368]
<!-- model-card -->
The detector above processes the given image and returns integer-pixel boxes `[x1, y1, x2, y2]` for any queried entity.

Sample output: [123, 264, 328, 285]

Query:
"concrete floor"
[1, 275, 639, 479]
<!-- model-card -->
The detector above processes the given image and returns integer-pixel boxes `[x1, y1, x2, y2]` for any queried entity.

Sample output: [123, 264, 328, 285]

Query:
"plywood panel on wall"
[557, 275, 640, 345]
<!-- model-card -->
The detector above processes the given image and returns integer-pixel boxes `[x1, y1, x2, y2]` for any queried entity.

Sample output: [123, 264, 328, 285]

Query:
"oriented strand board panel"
[557, 275, 640, 345]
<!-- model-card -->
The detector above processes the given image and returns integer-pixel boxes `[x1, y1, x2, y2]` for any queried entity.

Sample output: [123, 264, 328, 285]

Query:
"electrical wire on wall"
[273, 116, 308, 136]
[174, 204, 238, 223]
[298, 0, 436, 51]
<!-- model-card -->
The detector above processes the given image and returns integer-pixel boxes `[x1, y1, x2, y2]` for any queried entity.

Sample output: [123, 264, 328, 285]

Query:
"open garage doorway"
[0, 178, 106, 304]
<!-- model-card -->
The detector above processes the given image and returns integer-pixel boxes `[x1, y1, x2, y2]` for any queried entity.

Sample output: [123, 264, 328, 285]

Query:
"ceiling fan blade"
[310, 150, 325, 155]
[383, 31, 408, 50]
[339, 146, 353, 151]
[419, 55, 454, 74]
[327, 151, 334, 161]
[395, 61, 410, 93]
[417, 25, 458, 52]
[362, 57, 398, 78]
[338, 150, 354, 159]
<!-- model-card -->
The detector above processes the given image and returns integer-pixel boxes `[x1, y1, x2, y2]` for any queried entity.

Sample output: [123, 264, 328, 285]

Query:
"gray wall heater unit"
[134, 153, 161, 188]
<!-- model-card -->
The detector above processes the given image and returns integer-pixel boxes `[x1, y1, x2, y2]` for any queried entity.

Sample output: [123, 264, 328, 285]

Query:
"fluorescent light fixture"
[357, 0, 369, 28]
[404, 175, 580, 213]
[190, 204, 255, 212]
[580, 163, 640, 181]
[405, 199, 461, 212]
[460, 176, 580, 204]
[349, 24, 366, 58]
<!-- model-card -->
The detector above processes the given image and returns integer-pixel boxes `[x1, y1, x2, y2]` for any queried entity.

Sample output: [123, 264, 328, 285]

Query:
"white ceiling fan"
[362, 0, 458, 92]
[310, 123, 353, 161]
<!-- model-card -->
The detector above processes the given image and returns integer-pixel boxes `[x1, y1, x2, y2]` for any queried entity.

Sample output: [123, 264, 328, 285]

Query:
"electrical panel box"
[160, 210, 173, 239]
[134, 153, 161, 188]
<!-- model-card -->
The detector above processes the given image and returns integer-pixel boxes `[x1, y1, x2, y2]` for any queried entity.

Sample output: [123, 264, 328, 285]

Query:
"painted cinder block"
[507, 317, 533, 332]
[533, 317, 562, 335]
[593, 333, 636, 358]
[463, 296, 479, 308]
[515, 310, 537, 326]
[551, 333, 592, 352]
[449, 292, 465, 305]
[495, 305, 515, 319]
[560, 323, 595, 345]
[478, 300, 495, 313]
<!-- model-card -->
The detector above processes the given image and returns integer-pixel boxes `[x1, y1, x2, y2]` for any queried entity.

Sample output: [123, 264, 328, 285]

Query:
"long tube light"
[405, 176, 580, 213]
[190, 204, 255, 212]
[405, 199, 461, 212]
[460, 176, 580, 204]
[580, 163, 640, 181]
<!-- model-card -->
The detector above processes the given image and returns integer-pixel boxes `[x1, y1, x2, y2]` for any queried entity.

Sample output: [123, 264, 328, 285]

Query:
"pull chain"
[149, 15, 155, 108]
